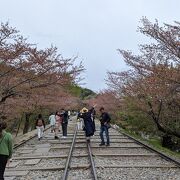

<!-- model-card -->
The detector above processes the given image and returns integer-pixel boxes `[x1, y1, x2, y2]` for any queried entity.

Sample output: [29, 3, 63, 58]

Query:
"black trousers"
[92, 120, 96, 132]
[62, 123, 68, 136]
[0, 155, 8, 180]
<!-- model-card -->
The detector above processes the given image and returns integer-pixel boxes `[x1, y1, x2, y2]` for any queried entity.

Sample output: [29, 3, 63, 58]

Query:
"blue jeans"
[100, 125, 110, 144]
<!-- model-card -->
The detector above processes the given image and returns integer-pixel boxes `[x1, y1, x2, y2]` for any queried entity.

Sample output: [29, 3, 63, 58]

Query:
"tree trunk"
[147, 100, 180, 138]
[16, 115, 23, 137]
[23, 113, 31, 134]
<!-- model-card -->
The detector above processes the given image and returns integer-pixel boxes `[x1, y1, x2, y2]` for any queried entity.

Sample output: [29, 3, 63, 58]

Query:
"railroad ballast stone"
[96, 167, 180, 180]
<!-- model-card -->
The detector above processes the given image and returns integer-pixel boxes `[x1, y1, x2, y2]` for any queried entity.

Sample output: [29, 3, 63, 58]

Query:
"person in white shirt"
[35, 114, 45, 141]
[77, 111, 83, 130]
[49, 113, 56, 133]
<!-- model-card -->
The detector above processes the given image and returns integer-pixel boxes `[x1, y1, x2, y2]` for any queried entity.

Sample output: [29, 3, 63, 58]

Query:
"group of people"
[0, 109, 69, 179]
[49, 109, 69, 139]
[35, 109, 69, 140]
[77, 106, 111, 146]
[0, 106, 111, 179]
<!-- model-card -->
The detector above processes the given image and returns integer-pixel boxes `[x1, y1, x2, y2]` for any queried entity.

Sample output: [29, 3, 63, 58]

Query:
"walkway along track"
[13, 126, 51, 150]
[4, 118, 180, 179]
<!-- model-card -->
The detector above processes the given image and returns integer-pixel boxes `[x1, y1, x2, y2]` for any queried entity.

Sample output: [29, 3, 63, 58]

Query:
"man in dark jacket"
[60, 109, 68, 138]
[99, 107, 111, 146]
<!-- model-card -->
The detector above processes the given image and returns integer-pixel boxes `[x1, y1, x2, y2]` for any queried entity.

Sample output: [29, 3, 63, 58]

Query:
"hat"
[80, 107, 88, 113]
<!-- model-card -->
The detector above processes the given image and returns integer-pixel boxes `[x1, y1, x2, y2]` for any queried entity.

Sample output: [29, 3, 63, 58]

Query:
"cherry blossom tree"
[106, 18, 180, 139]
[85, 90, 122, 120]
[0, 22, 84, 132]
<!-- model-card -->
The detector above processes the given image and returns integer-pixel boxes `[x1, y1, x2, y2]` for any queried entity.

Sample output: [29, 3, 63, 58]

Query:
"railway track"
[62, 126, 97, 180]
[5, 117, 97, 180]
[90, 126, 180, 180]
[4, 117, 180, 180]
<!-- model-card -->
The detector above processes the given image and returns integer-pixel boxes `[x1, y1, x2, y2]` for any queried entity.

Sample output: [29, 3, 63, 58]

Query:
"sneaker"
[54, 136, 59, 139]
[38, 138, 40, 141]
[106, 143, 110, 146]
[99, 143, 105, 146]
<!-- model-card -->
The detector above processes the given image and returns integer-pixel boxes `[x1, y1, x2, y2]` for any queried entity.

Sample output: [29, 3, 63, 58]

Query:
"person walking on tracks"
[0, 122, 13, 180]
[60, 109, 68, 138]
[35, 114, 45, 141]
[99, 107, 111, 146]
[77, 111, 83, 130]
[79, 107, 95, 142]
[54, 111, 61, 139]
[68, 110, 71, 120]
[91, 106, 96, 132]
[49, 113, 56, 133]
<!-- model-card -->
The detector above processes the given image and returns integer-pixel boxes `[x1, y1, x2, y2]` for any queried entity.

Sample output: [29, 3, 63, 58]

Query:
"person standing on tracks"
[77, 110, 83, 130]
[49, 112, 56, 133]
[35, 114, 45, 141]
[54, 111, 61, 139]
[68, 110, 71, 119]
[91, 106, 96, 132]
[60, 109, 68, 138]
[99, 107, 111, 146]
[79, 107, 95, 142]
[0, 121, 13, 180]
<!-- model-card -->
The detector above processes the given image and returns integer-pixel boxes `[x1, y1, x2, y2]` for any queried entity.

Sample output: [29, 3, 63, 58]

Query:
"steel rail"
[62, 125, 78, 180]
[118, 129, 180, 167]
[87, 141, 98, 180]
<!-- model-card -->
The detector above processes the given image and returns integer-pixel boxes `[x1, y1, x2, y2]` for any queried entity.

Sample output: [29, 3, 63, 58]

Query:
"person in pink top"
[54, 111, 61, 139]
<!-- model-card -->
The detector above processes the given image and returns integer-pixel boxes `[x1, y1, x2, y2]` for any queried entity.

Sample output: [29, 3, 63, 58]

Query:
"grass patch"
[148, 138, 180, 158]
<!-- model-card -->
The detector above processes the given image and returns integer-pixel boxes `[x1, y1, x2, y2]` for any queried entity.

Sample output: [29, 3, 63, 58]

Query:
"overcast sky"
[0, 0, 180, 92]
